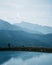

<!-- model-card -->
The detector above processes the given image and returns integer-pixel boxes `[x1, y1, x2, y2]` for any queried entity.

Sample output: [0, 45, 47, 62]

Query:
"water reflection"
[0, 51, 52, 65]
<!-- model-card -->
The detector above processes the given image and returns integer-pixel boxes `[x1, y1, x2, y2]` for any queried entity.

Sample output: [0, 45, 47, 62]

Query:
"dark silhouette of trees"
[8, 43, 10, 48]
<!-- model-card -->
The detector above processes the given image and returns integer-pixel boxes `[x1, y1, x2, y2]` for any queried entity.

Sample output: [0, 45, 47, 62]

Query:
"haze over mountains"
[0, 19, 52, 47]
[15, 21, 52, 34]
[0, 19, 52, 34]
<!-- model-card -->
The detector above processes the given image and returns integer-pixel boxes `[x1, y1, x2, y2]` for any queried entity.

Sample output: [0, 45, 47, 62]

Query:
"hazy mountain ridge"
[0, 19, 22, 31]
[0, 19, 52, 47]
[15, 21, 52, 34]
[0, 19, 52, 34]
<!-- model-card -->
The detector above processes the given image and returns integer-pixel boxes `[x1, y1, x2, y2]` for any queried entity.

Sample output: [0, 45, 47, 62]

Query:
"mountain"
[0, 30, 52, 47]
[1, 19, 52, 34]
[14, 21, 42, 34]
[0, 19, 52, 47]
[29, 34, 52, 47]
[0, 19, 21, 31]
[14, 21, 52, 34]
[0, 30, 45, 47]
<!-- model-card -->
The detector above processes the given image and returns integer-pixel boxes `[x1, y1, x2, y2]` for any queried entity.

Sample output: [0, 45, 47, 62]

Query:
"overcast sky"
[0, 0, 52, 26]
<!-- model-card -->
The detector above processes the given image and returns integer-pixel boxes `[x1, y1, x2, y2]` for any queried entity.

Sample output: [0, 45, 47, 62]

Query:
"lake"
[0, 51, 52, 65]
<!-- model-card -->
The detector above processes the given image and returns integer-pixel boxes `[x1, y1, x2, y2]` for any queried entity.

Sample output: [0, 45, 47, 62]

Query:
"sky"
[0, 0, 52, 26]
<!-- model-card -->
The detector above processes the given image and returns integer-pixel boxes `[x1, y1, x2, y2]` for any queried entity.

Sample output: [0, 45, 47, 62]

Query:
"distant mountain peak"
[0, 19, 22, 31]
[0, 19, 6, 22]
[21, 21, 28, 24]
[0, 19, 10, 24]
[0, 19, 13, 30]
[21, 21, 25, 23]
[20, 21, 42, 27]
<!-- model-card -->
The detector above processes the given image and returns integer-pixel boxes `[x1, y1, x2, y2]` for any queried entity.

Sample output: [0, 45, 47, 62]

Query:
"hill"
[14, 21, 52, 34]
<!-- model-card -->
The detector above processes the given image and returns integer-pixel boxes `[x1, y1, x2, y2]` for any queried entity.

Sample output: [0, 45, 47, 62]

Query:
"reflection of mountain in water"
[0, 51, 42, 65]
[1, 52, 52, 65]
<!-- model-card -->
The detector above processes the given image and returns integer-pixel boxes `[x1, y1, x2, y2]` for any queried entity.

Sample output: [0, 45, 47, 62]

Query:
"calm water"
[0, 51, 52, 65]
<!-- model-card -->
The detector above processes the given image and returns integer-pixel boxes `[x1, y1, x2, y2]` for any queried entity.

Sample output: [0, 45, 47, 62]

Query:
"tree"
[8, 43, 10, 48]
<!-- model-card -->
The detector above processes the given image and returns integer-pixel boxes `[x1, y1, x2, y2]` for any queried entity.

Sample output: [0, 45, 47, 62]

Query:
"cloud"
[2, 53, 52, 65]
[0, 0, 52, 26]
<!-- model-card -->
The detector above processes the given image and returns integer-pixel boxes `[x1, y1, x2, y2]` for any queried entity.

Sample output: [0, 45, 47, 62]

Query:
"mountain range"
[0, 19, 21, 31]
[15, 21, 52, 34]
[0, 19, 52, 47]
